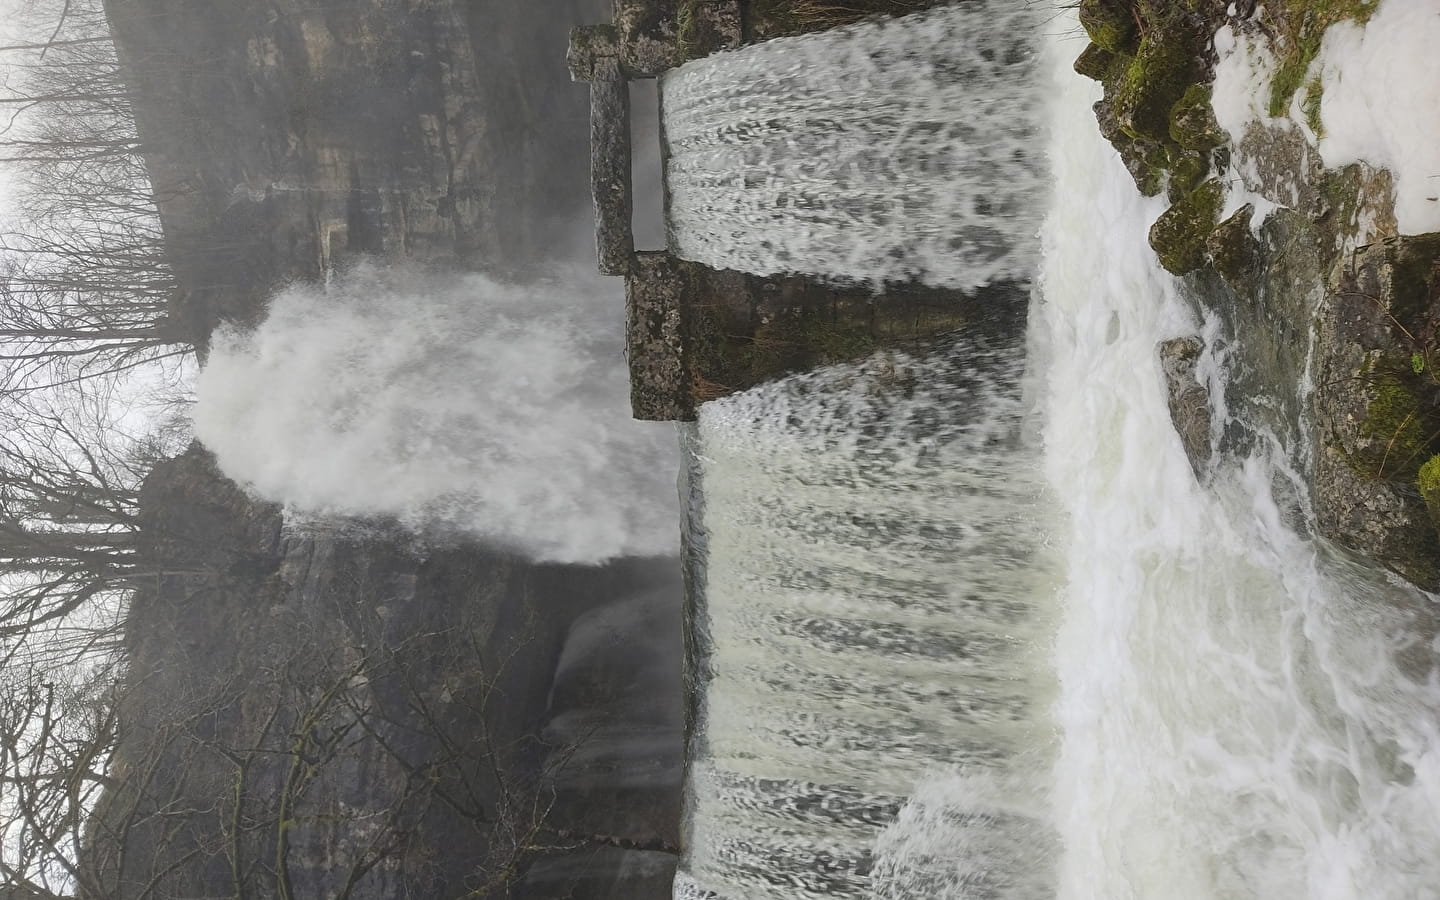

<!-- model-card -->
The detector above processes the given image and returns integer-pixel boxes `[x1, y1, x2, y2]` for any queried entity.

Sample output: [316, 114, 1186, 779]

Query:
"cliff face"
[86, 0, 682, 895]
[103, 0, 606, 344]
[85, 446, 681, 899]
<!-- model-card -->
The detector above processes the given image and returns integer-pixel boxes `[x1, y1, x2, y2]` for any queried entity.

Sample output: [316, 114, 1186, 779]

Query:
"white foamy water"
[1039, 19, 1440, 900]
[194, 265, 678, 563]
[676, 346, 1059, 900]
[673, 6, 1440, 900]
[662, 1, 1046, 289]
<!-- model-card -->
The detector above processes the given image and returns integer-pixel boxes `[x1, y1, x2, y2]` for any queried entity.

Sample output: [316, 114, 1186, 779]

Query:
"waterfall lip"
[660, 0, 1046, 290]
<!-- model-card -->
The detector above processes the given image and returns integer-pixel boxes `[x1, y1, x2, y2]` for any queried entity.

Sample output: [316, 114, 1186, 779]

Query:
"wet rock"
[1159, 337, 1212, 477]
[1073, 42, 1118, 81]
[1166, 147, 1210, 201]
[1206, 203, 1260, 291]
[1149, 178, 1225, 275]
[1312, 234, 1440, 590]
[686, 0, 742, 57]
[1111, 23, 1205, 144]
[591, 77, 635, 275]
[1093, 94, 1165, 197]
[615, 0, 682, 76]
[1168, 83, 1227, 152]
[569, 23, 623, 81]
[1078, 0, 1137, 54]
[627, 251, 690, 420]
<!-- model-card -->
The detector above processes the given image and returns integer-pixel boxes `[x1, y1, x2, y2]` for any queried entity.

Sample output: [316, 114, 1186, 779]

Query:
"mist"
[193, 264, 679, 563]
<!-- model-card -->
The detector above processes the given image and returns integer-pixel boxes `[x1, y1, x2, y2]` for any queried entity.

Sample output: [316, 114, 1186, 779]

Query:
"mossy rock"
[1092, 97, 1164, 197]
[1418, 455, 1440, 526]
[1149, 179, 1225, 275]
[1166, 147, 1210, 200]
[1073, 42, 1120, 81]
[1352, 372, 1438, 482]
[1168, 83, 1227, 151]
[1206, 203, 1259, 290]
[1383, 233, 1440, 330]
[1078, 0, 1137, 54]
[1112, 27, 1205, 143]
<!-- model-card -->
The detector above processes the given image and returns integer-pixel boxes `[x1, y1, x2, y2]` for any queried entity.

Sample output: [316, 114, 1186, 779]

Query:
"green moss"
[1300, 76, 1324, 137]
[1418, 454, 1440, 508]
[1169, 83, 1226, 151]
[1149, 179, 1225, 275]
[1267, 0, 1380, 118]
[1078, 0, 1138, 54]
[1166, 148, 1209, 199]
[1354, 374, 1434, 481]
[677, 2, 700, 60]
[1113, 29, 1205, 143]
[1073, 42, 1120, 82]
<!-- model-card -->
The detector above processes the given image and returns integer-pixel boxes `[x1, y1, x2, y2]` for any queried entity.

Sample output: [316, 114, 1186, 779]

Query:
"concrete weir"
[570, 1, 1024, 424]
[567, 1, 741, 421]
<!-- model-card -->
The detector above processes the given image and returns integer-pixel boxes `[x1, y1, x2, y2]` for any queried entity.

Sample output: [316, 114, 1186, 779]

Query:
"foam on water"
[672, 5, 1440, 900]
[193, 265, 678, 563]
[662, 1, 1046, 289]
[1038, 19, 1440, 900]
[678, 346, 1058, 899]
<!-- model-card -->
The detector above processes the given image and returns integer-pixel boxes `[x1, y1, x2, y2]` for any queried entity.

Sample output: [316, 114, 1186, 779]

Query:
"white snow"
[1210, 24, 1278, 140]
[1314, 0, 1440, 233]
[1209, 25, 1287, 233]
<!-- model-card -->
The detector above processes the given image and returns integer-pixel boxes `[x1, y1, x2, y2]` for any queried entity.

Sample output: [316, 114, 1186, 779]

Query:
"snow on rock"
[1316, 0, 1440, 234]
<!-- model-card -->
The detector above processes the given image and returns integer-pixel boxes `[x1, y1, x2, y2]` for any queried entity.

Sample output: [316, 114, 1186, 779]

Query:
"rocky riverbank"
[1075, 0, 1440, 592]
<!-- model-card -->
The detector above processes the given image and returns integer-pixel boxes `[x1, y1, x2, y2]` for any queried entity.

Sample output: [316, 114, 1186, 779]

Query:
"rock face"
[103, 0, 607, 344]
[1158, 337, 1212, 477]
[86, 446, 681, 899]
[88, 1, 684, 895]
[1312, 235, 1440, 590]
[590, 77, 635, 275]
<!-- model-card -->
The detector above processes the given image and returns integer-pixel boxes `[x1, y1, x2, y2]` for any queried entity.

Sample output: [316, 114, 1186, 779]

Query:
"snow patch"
[1316, 0, 1440, 233]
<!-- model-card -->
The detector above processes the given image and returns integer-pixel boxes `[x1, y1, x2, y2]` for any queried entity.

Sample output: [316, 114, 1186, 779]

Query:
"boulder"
[1159, 337, 1212, 478]
[1312, 234, 1440, 590]
[1149, 179, 1225, 275]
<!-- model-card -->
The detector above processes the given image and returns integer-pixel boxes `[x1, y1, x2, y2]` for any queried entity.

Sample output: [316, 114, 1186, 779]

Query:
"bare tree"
[0, 654, 120, 900]
[0, 0, 190, 392]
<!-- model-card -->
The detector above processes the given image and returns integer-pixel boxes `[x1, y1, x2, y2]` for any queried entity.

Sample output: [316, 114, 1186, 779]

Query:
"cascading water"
[676, 346, 1058, 900]
[1038, 24, 1440, 900]
[667, 4, 1440, 900]
[661, 2, 1045, 289]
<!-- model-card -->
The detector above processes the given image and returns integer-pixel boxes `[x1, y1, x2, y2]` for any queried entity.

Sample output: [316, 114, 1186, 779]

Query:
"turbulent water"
[661, 1, 1045, 289]
[1039, 37, 1440, 900]
[193, 265, 678, 563]
[676, 347, 1057, 900]
[669, 6, 1440, 900]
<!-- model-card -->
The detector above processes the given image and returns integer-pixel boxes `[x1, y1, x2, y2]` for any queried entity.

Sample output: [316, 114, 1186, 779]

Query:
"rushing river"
[665, 4, 1440, 900]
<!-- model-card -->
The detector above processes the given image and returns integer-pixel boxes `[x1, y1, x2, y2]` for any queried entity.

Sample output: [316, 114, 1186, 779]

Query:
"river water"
[665, 4, 1440, 899]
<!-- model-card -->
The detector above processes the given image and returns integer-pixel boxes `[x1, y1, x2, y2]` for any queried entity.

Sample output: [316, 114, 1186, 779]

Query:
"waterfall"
[1038, 22, 1440, 900]
[667, 4, 1440, 900]
[676, 345, 1059, 900]
[661, 2, 1045, 289]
